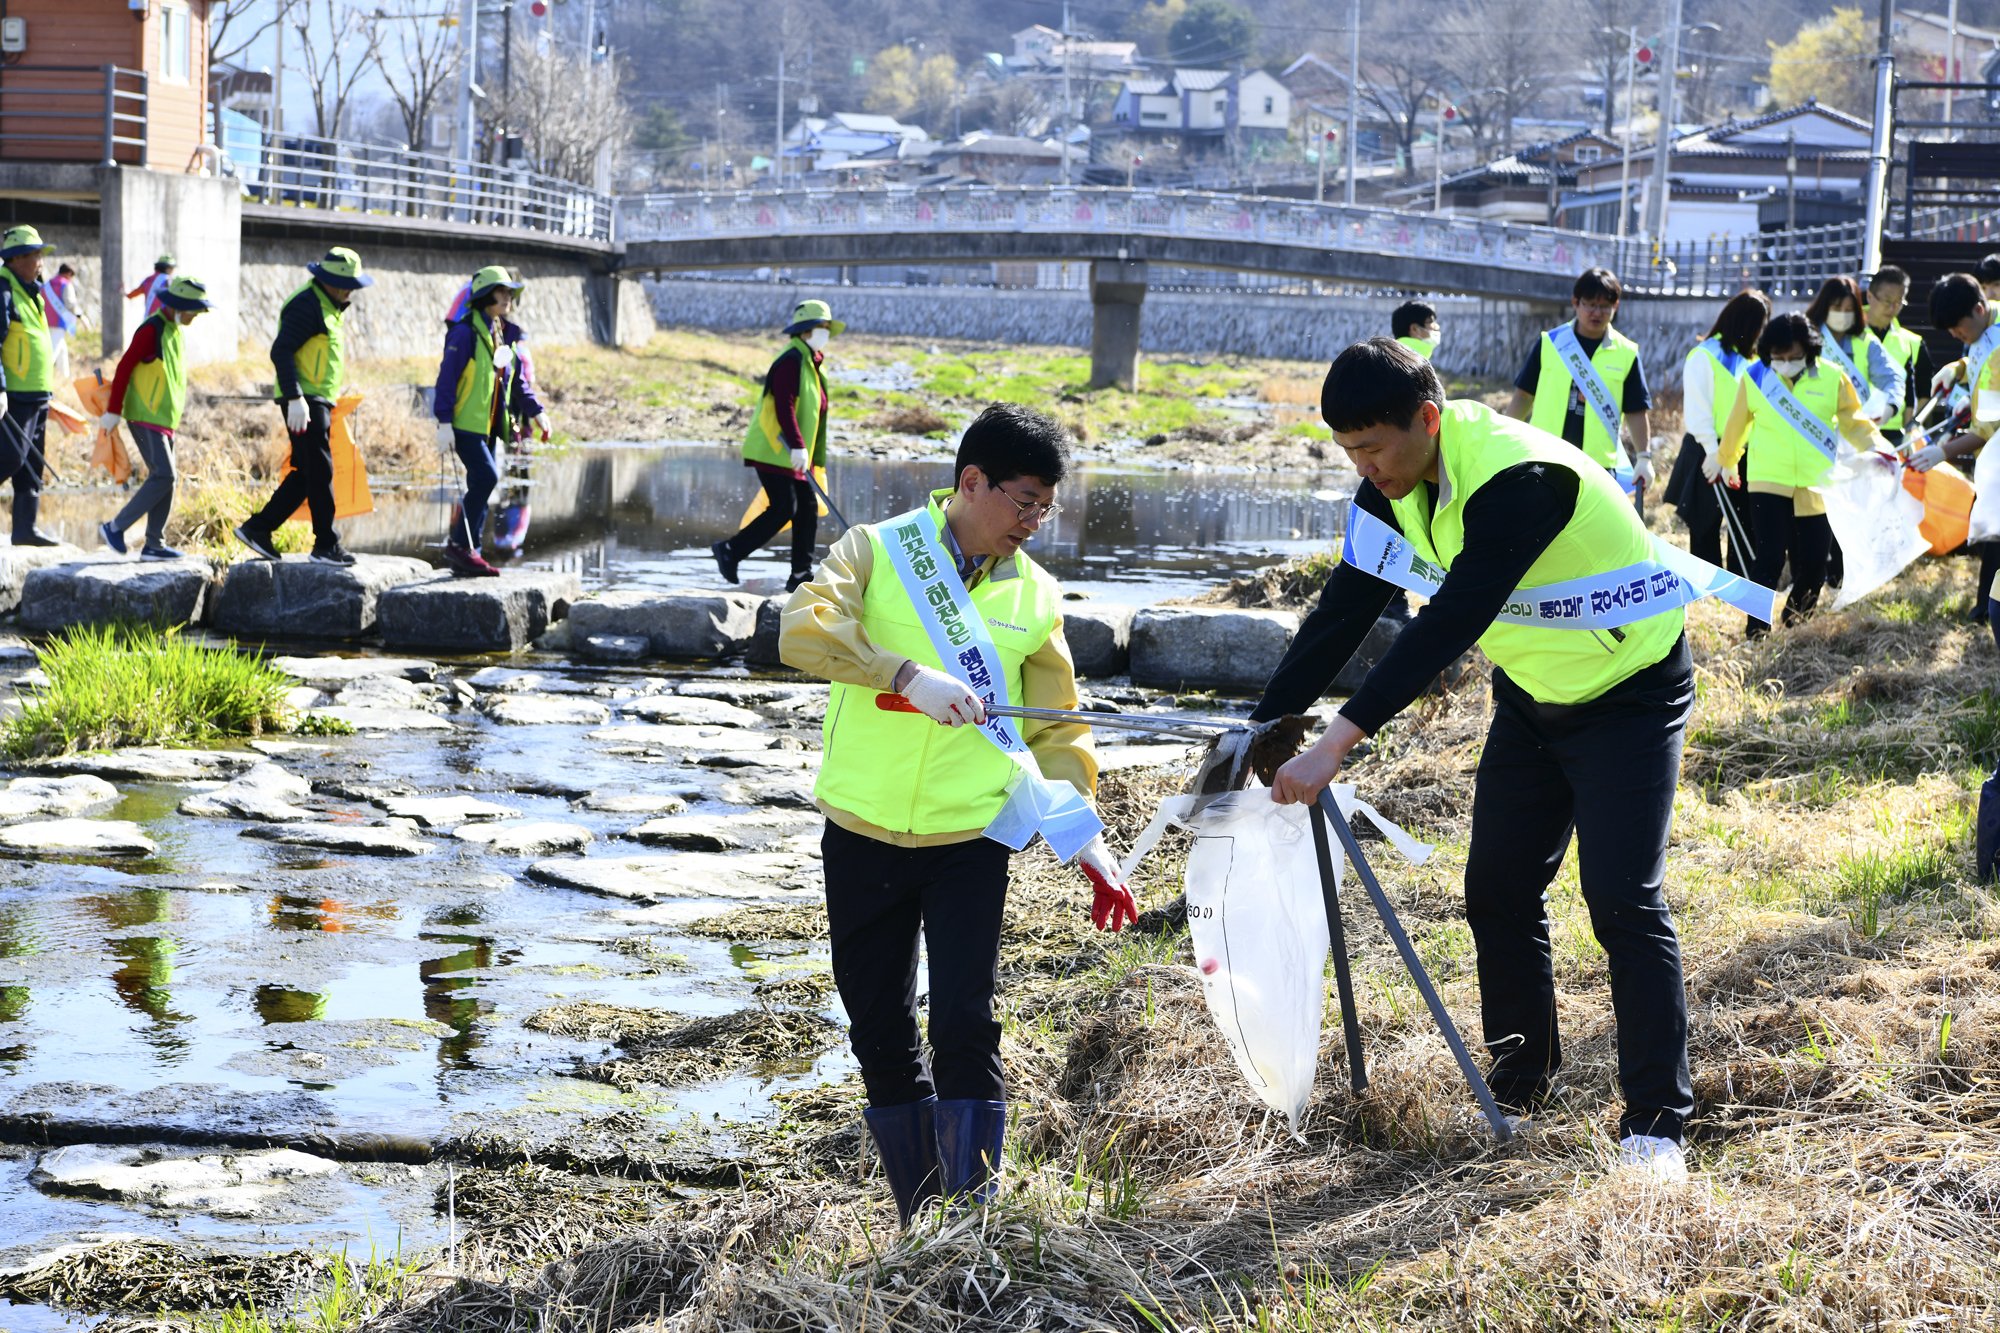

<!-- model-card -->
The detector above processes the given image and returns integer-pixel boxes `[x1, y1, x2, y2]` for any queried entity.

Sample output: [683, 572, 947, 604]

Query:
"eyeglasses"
[1576, 301, 1617, 315]
[992, 481, 1063, 523]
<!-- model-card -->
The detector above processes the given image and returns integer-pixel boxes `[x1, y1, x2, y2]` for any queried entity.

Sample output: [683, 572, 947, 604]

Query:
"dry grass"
[860, 404, 952, 435]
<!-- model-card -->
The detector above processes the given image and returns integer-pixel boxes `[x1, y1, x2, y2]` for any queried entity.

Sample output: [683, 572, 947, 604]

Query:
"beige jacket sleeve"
[1718, 384, 1754, 472]
[1018, 617, 1098, 803]
[1834, 373, 1892, 454]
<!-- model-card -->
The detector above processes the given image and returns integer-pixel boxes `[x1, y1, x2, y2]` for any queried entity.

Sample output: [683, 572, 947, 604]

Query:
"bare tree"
[1360, 0, 1449, 182]
[375, 0, 459, 150]
[1440, 0, 1573, 154]
[210, 0, 287, 73]
[1579, 0, 1662, 138]
[488, 34, 633, 184]
[292, 0, 382, 138]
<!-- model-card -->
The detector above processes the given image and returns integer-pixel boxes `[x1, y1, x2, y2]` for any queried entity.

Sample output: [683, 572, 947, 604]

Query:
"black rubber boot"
[936, 1099, 1007, 1206]
[1979, 770, 2000, 884]
[861, 1096, 941, 1226]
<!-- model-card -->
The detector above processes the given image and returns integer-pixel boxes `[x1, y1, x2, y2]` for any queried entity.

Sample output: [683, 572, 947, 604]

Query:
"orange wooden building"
[0, 0, 212, 169]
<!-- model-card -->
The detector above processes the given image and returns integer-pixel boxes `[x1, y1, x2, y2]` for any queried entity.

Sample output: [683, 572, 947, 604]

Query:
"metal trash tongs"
[875, 693, 1250, 740]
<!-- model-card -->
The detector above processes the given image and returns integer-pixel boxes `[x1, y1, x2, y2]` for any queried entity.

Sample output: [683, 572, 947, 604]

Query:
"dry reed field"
[244, 550, 1995, 1333]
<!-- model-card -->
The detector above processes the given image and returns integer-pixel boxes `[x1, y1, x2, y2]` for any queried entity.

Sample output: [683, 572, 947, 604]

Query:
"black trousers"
[723, 468, 817, 574]
[0, 391, 47, 541]
[1744, 490, 1833, 632]
[822, 819, 1011, 1108]
[452, 428, 500, 548]
[1466, 636, 1695, 1141]
[248, 399, 336, 545]
[1665, 434, 1745, 575]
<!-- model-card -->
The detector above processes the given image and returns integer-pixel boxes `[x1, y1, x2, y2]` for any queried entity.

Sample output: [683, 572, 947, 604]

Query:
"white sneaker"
[1616, 1133, 1689, 1183]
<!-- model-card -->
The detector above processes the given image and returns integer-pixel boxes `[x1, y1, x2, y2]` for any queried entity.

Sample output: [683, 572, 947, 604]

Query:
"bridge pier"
[1088, 260, 1148, 391]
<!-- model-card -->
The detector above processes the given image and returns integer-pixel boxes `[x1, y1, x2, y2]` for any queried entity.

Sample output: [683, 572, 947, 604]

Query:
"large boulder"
[213, 555, 433, 639]
[18, 556, 220, 632]
[1062, 602, 1136, 678]
[1129, 607, 1299, 691]
[376, 570, 582, 653]
[565, 589, 761, 659]
[0, 546, 84, 614]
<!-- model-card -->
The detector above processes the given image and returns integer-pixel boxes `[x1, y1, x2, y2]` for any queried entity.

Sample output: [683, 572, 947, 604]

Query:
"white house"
[783, 112, 931, 172]
[1111, 68, 1292, 141]
[1007, 25, 1141, 78]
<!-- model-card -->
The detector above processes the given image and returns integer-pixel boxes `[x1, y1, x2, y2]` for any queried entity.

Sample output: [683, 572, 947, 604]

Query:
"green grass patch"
[1827, 837, 1960, 937]
[5, 624, 294, 759]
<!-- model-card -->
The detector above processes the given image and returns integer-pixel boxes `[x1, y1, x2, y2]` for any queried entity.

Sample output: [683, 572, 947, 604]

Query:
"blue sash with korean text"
[877, 507, 1103, 862]
[1747, 362, 1841, 465]
[1340, 504, 1776, 630]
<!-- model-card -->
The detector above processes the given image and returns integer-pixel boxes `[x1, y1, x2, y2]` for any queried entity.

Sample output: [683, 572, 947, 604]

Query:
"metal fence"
[0, 65, 145, 166]
[617, 186, 1881, 300]
[235, 132, 613, 242]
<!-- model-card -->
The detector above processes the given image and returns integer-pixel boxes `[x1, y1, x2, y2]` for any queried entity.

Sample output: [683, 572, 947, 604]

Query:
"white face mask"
[1422, 329, 1442, 352]
[1772, 357, 1807, 380]
[1826, 310, 1856, 333]
[804, 327, 831, 352]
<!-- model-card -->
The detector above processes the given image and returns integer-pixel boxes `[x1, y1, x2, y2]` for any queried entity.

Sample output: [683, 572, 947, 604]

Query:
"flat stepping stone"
[36, 747, 261, 783]
[215, 555, 433, 639]
[579, 633, 648, 661]
[454, 820, 594, 855]
[482, 694, 612, 726]
[0, 819, 157, 856]
[378, 795, 519, 827]
[619, 696, 764, 728]
[34, 1144, 338, 1217]
[525, 852, 819, 902]
[676, 681, 820, 706]
[377, 570, 583, 653]
[310, 706, 460, 732]
[334, 675, 439, 710]
[576, 791, 689, 815]
[269, 656, 437, 687]
[248, 739, 333, 757]
[0, 546, 83, 615]
[0, 775, 119, 820]
[627, 814, 749, 851]
[18, 556, 220, 632]
[179, 764, 316, 822]
[565, 589, 762, 658]
[241, 823, 432, 857]
[587, 724, 776, 753]
[718, 777, 818, 809]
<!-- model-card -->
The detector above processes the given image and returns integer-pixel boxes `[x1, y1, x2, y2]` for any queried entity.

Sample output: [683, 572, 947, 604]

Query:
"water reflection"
[420, 907, 515, 1070]
[266, 891, 401, 935]
[253, 984, 329, 1024]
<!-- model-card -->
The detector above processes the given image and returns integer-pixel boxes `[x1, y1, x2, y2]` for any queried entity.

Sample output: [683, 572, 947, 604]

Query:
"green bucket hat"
[157, 275, 212, 312]
[783, 298, 845, 337]
[155, 252, 177, 269]
[468, 264, 524, 303]
[0, 226, 54, 260]
[307, 246, 374, 290]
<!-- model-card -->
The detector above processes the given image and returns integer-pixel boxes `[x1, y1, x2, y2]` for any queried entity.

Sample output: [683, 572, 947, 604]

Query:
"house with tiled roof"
[1427, 130, 1623, 224]
[1110, 68, 1291, 141]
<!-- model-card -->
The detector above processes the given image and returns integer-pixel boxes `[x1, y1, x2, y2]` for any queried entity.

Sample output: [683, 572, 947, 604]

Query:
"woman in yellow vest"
[1719, 311, 1892, 635]
[431, 266, 549, 578]
[712, 299, 840, 594]
[778, 403, 1134, 1225]
[1247, 337, 1728, 1184]
[1507, 267, 1653, 505]
[95, 275, 213, 559]
[1667, 290, 1767, 574]
[0, 225, 63, 546]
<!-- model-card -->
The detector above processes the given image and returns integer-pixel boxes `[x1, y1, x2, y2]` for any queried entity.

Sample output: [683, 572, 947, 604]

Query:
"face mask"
[1772, 358, 1807, 380]
[1826, 310, 1856, 333]
[804, 327, 831, 352]
[1422, 330, 1442, 352]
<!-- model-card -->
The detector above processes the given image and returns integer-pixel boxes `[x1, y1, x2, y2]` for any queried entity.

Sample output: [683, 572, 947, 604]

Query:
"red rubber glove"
[1077, 835, 1137, 932]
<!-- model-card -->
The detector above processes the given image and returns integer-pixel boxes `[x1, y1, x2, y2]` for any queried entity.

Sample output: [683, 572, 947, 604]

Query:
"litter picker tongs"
[874, 692, 1250, 740]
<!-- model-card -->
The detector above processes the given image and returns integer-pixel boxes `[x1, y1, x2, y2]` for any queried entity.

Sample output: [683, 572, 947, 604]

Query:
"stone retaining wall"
[643, 278, 1723, 394]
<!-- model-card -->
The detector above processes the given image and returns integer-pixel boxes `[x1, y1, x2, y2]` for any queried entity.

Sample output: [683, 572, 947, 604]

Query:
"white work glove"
[434, 421, 456, 449]
[900, 664, 986, 726]
[1, 391, 10, 418]
[284, 397, 308, 434]
[532, 411, 551, 442]
[1076, 834, 1138, 932]
[789, 447, 809, 475]
[1934, 363, 1962, 394]
[1632, 452, 1654, 487]
[97, 412, 122, 434]
[1911, 443, 1948, 472]
[1699, 441, 1721, 483]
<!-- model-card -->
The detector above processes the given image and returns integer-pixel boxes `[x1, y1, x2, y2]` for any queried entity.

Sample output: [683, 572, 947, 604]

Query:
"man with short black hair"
[780, 401, 1137, 1227]
[1392, 300, 1440, 358]
[1240, 337, 1773, 1184]
[1508, 267, 1653, 505]
[1866, 265, 1932, 446]
[1916, 274, 1999, 477]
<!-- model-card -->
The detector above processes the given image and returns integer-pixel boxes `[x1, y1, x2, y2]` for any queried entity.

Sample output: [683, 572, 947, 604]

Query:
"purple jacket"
[433, 315, 544, 431]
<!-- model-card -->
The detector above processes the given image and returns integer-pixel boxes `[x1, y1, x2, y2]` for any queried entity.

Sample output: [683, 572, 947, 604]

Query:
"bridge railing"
[235, 131, 612, 242]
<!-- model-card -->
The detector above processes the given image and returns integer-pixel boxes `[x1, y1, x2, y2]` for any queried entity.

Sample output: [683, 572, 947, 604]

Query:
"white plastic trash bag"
[1970, 439, 2000, 546]
[1120, 785, 1432, 1134]
[1821, 449, 1928, 609]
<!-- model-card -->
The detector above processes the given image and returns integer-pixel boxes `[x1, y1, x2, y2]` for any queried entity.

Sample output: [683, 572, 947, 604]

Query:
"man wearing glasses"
[779, 401, 1136, 1228]
[1864, 265, 1932, 450]
[1508, 268, 1653, 509]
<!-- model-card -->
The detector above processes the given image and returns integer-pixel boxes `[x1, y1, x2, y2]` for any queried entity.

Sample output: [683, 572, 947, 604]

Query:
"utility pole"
[1060, 0, 1072, 186]
[1344, 0, 1359, 205]
[1615, 28, 1636, 240]
[272, 0, 285, 138]
[1861, 0, 1894, 270]
[1645, 0, 1685, 239]
[775, 47, 786, 188]
[455, 0, 478, 163]
[1944, 0, 1958, 131]
[1317, 126, 1328, 202]
[1432, 100, 1448, 212]
[1785, 128, 1797, 233]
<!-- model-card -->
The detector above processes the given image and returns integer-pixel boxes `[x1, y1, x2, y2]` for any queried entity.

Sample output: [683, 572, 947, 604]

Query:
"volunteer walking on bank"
[779, 403, 1137, 1226]
[1239, 338, 1774, 1184]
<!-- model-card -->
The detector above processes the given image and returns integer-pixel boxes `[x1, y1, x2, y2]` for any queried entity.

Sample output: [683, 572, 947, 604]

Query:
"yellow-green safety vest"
[272, 281, 345, 402]
[742, 338, 828, 468]
[1740, 363, 1849, 491]
[1687, 337, 1746, 440]
[815, 491, 1069, 836]
[1396, 334, 1434, 360]
[1, 268, 51, 393]
[123, 313, 186, 432]
[450, 315, 507, 436]
[1386, 401, 1683, 705]
[1527, 320, 1640, 471]
[1873, 318, 1926, 432]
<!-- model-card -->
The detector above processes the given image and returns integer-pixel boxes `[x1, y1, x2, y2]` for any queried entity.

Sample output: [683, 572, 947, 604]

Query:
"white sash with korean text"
[1818, 327, 1892, 419]
[1548, 323, 1635, 494]
[1747, 362, 1842, 465]
[877, 508, 1103, 862]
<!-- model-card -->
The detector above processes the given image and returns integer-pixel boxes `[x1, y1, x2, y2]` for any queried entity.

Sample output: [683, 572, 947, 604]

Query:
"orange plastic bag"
[70, 373, 132, 485]
[284, 393, 374, 523]
[738, 465, 829, 533]
[1902, 462, 1973, 555]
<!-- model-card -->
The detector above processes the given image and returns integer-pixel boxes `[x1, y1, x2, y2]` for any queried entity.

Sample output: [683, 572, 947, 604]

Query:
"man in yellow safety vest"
[1507, 267, 1653, 506]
